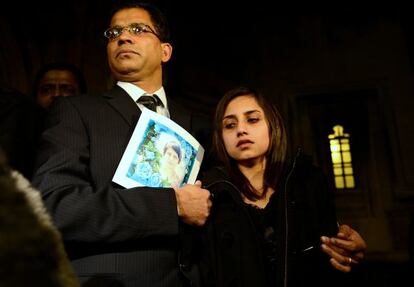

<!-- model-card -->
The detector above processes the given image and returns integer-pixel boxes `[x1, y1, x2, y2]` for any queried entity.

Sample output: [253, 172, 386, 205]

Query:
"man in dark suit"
[32, 2, 211, 286]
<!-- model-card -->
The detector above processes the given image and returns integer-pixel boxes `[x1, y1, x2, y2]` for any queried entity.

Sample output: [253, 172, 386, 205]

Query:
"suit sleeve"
[32, 97, 179, 244]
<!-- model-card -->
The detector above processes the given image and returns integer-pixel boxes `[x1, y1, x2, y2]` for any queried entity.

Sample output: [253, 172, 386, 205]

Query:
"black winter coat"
[198, 150, 343, 287]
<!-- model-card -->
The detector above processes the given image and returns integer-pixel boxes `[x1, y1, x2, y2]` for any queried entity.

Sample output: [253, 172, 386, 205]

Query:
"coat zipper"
[283, 147, 302, 287]
[205, 180, 268, 283]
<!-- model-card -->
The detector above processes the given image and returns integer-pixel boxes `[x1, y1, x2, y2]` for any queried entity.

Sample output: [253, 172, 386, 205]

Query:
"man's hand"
[174, 180, 212, 226]
[321, 224, 367, 273]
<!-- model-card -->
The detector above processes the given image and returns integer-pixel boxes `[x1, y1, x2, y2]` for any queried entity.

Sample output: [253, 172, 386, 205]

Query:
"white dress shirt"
[117, 81, 170, 118]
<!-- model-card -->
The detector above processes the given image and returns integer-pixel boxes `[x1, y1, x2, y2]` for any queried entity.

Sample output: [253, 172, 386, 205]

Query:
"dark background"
[1, 1, 413, 286]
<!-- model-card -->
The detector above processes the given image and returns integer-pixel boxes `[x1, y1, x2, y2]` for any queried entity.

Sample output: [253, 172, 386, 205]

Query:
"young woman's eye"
[248, 118, 259, 123]
[223, 122, 235, 129]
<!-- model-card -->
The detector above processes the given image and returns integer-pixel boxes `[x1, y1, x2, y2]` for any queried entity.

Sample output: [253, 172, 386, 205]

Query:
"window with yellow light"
[328, 125, 355, 189]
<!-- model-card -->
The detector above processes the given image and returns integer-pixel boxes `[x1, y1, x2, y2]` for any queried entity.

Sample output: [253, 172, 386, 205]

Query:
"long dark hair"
[213, 87, 287, 200]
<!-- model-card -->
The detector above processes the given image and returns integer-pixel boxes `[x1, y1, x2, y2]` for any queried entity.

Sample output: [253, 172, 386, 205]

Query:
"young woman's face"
[164, 147, 179, 166]
[221, 95, 270, 164]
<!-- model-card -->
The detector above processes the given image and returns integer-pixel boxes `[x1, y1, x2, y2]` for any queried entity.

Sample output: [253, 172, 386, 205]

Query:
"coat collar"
[102, 85, 192, 131]
[103, 85, 140, 127]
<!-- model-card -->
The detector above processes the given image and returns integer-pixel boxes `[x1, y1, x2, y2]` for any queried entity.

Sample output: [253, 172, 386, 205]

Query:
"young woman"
[159, 141, 184, 187]
[199, 87, 364, 287]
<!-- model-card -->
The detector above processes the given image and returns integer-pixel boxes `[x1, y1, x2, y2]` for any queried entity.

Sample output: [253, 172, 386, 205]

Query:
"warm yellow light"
[334, 167, 343, 175]
[328, 125, 355, 190]
[344, 166, 353, 175]
[330, 141, 340, 152]
[335, 177, 344, 188]
[342, 151, 352, 162]
[345, 176, 355, 188]
[341, 142, 350, 151]
[331, 152, 341, 163]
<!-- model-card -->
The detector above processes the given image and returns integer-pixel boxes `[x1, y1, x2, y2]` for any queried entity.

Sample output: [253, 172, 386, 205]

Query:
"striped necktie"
[136, 94, 162, 112]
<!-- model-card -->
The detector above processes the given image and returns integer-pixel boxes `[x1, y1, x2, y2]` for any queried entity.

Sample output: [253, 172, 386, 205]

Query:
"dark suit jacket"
[32, 86, 201, 287]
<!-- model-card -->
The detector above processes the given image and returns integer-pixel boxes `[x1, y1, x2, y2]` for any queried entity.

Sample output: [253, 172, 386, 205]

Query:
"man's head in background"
[33, 62, 87, 109]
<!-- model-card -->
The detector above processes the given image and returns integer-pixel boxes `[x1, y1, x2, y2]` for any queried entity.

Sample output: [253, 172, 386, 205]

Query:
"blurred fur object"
[0, 150, 79, 286]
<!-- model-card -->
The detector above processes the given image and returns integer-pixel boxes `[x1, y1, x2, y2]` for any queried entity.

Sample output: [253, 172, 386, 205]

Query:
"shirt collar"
[116, 81, 169, 118]
[116, 81, 167, 108]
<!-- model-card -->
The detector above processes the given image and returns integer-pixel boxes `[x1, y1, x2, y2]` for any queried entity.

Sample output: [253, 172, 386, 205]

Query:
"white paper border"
[112, 108, 204, 188]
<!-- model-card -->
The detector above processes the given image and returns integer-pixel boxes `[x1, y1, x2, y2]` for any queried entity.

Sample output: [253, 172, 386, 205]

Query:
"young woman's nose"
[236, 122, 247, 136]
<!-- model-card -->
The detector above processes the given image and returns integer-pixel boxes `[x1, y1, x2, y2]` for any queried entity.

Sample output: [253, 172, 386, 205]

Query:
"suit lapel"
[103, 85, 140, 127]
[103, 85, 192, 133]
[168, 98, 191, 131]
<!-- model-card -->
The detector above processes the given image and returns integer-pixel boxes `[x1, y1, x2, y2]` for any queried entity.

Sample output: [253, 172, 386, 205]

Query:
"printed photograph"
[112, 109, 204, 188]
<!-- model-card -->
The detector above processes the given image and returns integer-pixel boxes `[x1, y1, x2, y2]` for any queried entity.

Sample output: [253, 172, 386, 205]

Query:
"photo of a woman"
[159, 141, 185, 187]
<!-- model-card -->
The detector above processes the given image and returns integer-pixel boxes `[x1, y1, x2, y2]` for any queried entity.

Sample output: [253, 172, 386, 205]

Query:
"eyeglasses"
[104, 23, 159, 40]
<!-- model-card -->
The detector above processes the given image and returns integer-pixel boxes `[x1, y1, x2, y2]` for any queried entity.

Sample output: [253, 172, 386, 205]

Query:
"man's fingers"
[331, 237, 356, 250]
[175, 184, 211, 226]
[329, 258, 352, 273]
[321, 237, 352, 256]
[351, 251, 364, 262]
[338, 224, 352, 237]
[321, 243, 349, 259]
